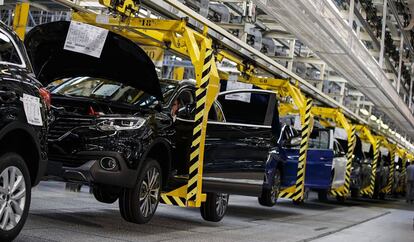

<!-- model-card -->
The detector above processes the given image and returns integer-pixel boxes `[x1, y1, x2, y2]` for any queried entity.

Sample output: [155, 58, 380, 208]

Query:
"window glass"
[172, 89, 195, 120]
[0, 32, 22, 65]
[51, 77, 176, 107]
[309, 129, 330, 149]
[208, 102, 225, 122]
[217, 92, 270, 125]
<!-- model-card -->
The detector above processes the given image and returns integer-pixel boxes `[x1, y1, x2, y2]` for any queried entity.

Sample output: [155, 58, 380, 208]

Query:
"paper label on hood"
[20, 94, 43, 126]
[64, 21, 109, 58]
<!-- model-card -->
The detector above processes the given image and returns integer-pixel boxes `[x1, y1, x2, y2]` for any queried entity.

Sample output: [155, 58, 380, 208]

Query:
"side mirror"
[177, 104, 194, 119]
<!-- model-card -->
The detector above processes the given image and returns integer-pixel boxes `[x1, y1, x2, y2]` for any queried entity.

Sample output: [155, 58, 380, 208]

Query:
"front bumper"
[47, 151, 137, 188]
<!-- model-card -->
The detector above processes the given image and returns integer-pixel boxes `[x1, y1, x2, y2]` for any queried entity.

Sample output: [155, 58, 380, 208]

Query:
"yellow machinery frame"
[216, 54, 313, 203]
[376, 136, 396, 195]
[72, 12, 222, 208]
[12, 2, 30, 40]
[355, 125, 379, 197]
[311, 107, 356, 199]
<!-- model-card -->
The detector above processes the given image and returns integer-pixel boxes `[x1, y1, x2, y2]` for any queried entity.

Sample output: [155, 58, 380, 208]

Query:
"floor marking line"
[300, 211, 391, 242]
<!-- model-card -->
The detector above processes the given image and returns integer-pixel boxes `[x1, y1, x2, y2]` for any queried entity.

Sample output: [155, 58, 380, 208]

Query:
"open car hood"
[24, 21, 162, 99]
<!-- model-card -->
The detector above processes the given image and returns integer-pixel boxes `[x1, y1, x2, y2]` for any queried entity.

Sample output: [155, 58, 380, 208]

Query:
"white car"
[331, 139, 347, 189]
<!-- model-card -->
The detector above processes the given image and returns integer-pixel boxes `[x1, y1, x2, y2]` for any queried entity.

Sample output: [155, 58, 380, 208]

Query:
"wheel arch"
[0, 122, 43, 186]
[142, 138, 172, 188]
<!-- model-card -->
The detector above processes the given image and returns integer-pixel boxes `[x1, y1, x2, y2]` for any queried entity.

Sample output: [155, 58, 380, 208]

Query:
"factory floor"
[17, 182, 414, 242]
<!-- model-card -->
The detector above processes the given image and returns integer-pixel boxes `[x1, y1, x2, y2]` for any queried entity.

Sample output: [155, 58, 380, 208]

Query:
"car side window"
[0, 31, 22, 65]
[334, 141, 345, 156]
[172, 89, 195, 120]
[208, 102, 226, 122]
[308, 129, 329, 149]
[217, 91, 273, 126]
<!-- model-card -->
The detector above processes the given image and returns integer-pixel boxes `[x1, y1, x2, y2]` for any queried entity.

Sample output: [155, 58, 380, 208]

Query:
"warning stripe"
[186, 49, 213, 202]
[160, 194, 187, 207]
[279, 99, 312, 201]
[344, 126, 356, 194]
[368, 139, 380, 195]
[385, 150, 395, 194]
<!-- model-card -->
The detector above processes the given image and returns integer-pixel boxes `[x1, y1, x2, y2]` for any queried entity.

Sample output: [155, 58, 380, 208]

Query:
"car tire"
[93, 186, 119, 204]
[317, 190, 328, 202]
[336, 196, 346, 203]
[119, 158, 161, 224]
[200, 193, 229, 222]
[0, 153, 31, 242]
[258, 169, 281, 207]
[351, 189, 360, 198]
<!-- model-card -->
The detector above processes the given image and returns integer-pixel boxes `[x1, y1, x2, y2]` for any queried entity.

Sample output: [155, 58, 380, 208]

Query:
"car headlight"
[97, 117, 146, 131]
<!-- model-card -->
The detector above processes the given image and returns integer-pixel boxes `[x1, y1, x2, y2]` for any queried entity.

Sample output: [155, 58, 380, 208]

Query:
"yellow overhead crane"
[355, 125, 380, 197]
[311, 107, 357, 200]
[216, 51, 313, 203]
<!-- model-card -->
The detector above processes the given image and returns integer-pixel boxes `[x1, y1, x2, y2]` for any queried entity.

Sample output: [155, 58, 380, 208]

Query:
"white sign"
[334, 127, 347, 140]
[21, 94, 43, 126]
[64, 21, 109, 58]
[361, 141, 371, 153]
[380, 147, 389, 156]
[294, 115, 302, 130]
[225, 74, 253, 103]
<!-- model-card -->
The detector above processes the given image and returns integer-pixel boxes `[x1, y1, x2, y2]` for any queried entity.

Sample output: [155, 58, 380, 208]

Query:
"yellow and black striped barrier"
[279, 98, 313, 202]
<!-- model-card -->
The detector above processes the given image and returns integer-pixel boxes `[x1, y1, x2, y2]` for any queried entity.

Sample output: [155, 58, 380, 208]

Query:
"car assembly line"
[0, 0, 413, 241]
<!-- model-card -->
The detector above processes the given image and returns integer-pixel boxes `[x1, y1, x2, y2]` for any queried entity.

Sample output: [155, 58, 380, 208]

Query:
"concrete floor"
[15, 181, 414, 242]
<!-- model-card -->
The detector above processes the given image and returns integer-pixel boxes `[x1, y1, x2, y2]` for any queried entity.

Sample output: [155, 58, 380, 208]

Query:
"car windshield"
[50, 77, 176, 107]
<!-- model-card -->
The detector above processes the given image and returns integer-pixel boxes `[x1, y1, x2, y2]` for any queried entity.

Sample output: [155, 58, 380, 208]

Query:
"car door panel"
[204, 123, 273, 181]
[282, 148, 334, 189]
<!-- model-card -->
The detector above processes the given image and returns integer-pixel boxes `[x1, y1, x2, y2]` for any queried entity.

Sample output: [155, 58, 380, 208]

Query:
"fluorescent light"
[359, 108, 369, 116]
[370, 115, 377, 121]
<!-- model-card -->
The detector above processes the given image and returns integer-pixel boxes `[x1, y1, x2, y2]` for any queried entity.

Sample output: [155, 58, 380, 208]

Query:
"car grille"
[49, 117, 96, 140]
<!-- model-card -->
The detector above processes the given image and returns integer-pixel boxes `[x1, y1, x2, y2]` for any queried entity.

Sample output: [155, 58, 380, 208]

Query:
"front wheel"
[200, 193, 229, 222]
[258, 169, 281, 207]
[0, 153, 31, 242]
[119, 159, 161, 224]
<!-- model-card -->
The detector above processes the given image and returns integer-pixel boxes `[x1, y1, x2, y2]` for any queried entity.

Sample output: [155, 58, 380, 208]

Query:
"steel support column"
[379, 0, 388, 68]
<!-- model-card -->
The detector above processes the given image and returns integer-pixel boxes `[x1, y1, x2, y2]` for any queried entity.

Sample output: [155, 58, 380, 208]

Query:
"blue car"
[270, 116, 345, 201]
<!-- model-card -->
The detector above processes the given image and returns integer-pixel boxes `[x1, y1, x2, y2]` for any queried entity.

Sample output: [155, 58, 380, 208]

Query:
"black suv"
[25, 21, 281, 224]
[0, 23, 49, 241]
